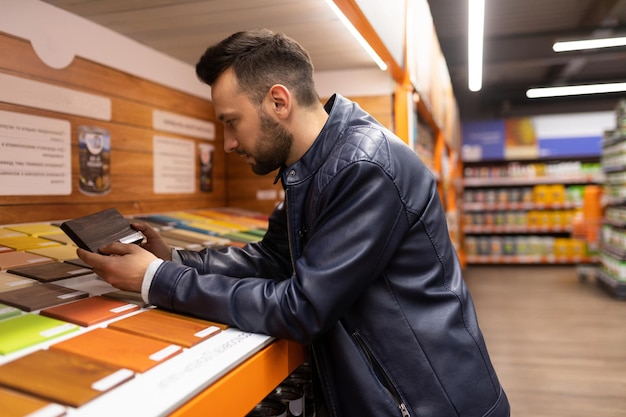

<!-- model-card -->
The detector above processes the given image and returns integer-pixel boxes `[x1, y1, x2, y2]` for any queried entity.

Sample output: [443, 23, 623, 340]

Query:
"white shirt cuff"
[141, 258, 164, 304]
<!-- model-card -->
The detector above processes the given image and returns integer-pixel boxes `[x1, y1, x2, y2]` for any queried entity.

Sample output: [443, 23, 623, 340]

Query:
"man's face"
[211, 69, 293, 175]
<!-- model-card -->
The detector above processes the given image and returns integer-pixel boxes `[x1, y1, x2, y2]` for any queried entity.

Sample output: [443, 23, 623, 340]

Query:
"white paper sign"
[0, 110, 71, 195]
[153, 109, 215, 140]
[0, 72, 111, 121]
[153, 135, 195, 194]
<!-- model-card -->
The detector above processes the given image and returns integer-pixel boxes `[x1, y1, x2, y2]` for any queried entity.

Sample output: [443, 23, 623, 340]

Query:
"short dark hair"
[196, 29, 320, 106]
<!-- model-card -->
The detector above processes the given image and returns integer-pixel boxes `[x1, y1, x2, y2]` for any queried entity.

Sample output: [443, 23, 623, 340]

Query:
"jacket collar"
[277, 94, 357, 186]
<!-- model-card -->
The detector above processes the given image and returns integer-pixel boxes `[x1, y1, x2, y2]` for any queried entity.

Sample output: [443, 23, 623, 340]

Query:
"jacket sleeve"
[175, 203, 292, 279]
[148, 161, 415, 344]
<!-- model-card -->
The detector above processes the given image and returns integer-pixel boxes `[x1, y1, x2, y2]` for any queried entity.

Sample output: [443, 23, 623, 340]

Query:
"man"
[78, 29, 510, 417]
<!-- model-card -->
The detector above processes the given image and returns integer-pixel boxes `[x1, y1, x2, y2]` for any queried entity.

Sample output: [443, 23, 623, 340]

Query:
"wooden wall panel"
[0, 33, 225, 224]
[0, 32, 394, 223]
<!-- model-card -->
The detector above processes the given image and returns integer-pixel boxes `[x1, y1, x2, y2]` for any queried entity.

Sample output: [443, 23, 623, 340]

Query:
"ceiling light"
[526, 82, 626, 98]
[468, 0, 485, 92]
[553, 36, 626, 52]
[325, 0, 387, 71]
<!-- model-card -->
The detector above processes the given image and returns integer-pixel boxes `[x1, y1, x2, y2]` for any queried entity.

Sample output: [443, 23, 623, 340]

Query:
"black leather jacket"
[150, 95, 510, 417]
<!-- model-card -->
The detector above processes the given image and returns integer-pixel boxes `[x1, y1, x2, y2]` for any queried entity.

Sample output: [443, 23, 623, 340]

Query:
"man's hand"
[130, 221, 172, 261]
[77, 243, 157, 292]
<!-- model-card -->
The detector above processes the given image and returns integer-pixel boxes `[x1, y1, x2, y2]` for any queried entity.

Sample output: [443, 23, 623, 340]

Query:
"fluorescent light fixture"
[468, 0, 485, 92]
[553, 36, 626, 52]
[526, 82, 626, 98]
[325, 0, 388, 71]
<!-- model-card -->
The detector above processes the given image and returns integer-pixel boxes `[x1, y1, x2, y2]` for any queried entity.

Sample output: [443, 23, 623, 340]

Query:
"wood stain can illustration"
[78, 125, 111, 195]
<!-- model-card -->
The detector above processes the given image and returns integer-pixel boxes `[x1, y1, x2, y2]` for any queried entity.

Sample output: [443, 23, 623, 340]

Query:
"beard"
[249, 110, 294, 175]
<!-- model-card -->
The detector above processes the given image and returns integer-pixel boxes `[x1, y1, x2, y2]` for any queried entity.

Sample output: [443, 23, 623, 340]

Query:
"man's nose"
[223, 131, 237, 154]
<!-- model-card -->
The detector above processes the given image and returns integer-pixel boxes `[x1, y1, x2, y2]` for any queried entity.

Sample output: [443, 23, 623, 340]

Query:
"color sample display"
[0, 313, 79, 354]
[0, 272, 36, 293]
[0, 386, 66, 417]
[8, 261, 92, 283]
[0, 235, 61, 251]
[0, 349, 134, 407]
[40, 295, 139, 326]
[50, 327, 182, 372]
[0, 303, 21, 320]
[26, 245, 81, 261]
[0, 283, 88, 312]
[109, 309, 225, 348]
[0, 251, 53, 271]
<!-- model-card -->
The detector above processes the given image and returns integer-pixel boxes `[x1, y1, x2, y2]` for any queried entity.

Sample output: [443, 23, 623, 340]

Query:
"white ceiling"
[42, 0, 626, 120]
[42, 0, 378, 73]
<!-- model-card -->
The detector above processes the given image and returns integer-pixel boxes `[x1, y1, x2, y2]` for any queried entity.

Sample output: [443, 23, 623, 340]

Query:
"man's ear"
[267, 84, 291, 119]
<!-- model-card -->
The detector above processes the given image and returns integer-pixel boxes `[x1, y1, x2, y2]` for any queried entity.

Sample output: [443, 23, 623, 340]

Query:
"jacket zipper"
[353, 332, 411, 417]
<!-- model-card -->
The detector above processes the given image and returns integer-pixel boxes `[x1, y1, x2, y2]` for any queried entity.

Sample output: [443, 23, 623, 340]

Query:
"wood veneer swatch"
[27, 245, 80, 261]
[0, 272, 36, 293]
[0, 251, 53, 271]
[0, 283, 88, 312]
[60, 208, 143, 253]
[40, 296, 139, 327]
[4, 223, 61, 237]
[152, 308, 230, 330]
[0, 313, 79, 354]
[0, 302, 21, 320]
[63, 258, 93, 269]
[50, 327, 182, 373]
[0, 228, 25, 238]
[40, 232, 76, 246]
[0, 349, 134, 407]
[108, 309, 224, 348]
[0, 235, 61, 251]
[0, 386, 66, 417]
[8, 261, 92, 283]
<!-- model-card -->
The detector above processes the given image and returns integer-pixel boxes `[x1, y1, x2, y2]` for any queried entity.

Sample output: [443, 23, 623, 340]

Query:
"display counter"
[0, 211, 307, 417]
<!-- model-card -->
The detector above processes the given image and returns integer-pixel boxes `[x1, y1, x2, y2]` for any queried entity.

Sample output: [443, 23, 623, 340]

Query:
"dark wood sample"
[60, 208, 143, 253]
[0, 283, 88, 312]
[8, 261, 92, 283]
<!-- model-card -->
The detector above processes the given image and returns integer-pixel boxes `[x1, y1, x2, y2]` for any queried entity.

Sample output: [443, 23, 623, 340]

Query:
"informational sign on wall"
[0, 110, 71, 196]
[153, 110, 215, 141]
[153, 135, 195, 194]
[0, 73, 111, 121]
[462, 112, 615, 161]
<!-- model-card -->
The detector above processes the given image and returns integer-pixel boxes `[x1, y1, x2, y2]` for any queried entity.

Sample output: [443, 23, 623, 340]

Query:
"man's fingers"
[97, 242, 141, 256]
[131, 222, 159, 239]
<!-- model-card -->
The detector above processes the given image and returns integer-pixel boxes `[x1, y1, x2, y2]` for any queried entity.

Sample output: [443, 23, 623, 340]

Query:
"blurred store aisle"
[464, 266, 626, 417]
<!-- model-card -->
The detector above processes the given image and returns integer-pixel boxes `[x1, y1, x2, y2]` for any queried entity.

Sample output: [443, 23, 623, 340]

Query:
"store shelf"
[464, 202, 582, 211]
[466, 255, 597, 265]
[597, 102, 626, 298]
[596, 270, 626, 299]
[464, 225, 572, 234]
[464, 175, 601, 187]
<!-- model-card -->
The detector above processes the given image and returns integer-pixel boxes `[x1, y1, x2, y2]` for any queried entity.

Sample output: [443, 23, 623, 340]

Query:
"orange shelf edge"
[169, 339, 307, 417]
